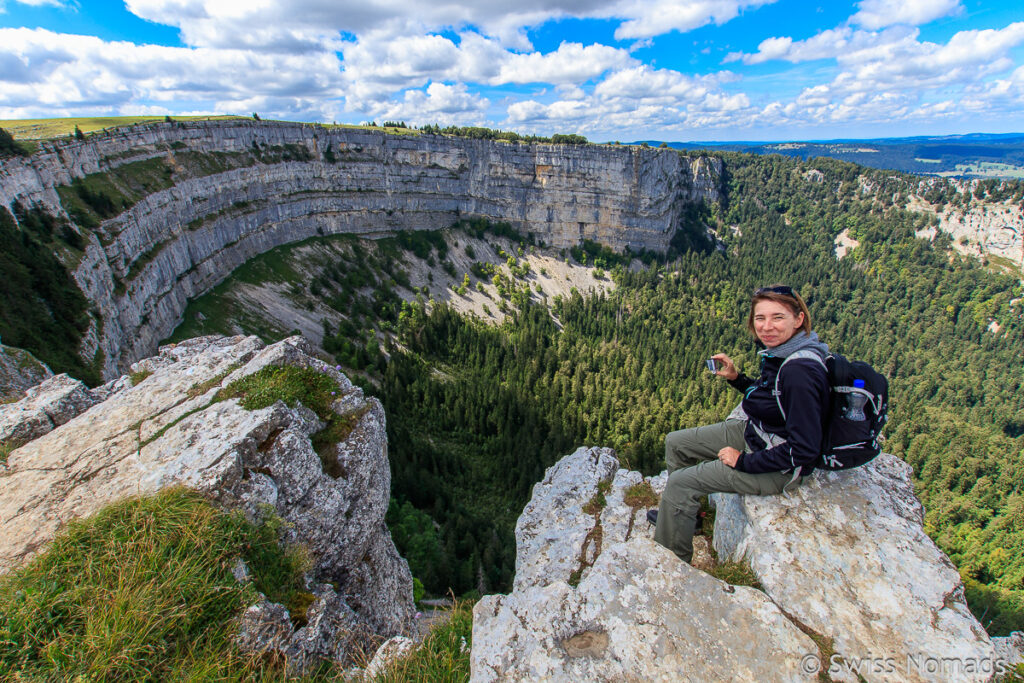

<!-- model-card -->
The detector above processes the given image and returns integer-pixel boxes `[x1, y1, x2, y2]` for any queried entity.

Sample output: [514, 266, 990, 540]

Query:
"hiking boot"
[648, 509, 706, 533]
[694, 510, 707, 536]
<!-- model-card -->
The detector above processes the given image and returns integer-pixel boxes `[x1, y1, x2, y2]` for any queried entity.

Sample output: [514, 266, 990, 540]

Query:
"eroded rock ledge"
[0, 334, 414, 670]
[0, 121, 720, 377]
[472, 447, 1018, 682]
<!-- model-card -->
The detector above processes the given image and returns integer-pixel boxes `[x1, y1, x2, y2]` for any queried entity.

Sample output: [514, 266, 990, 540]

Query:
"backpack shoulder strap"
[773, 349, 828, 420]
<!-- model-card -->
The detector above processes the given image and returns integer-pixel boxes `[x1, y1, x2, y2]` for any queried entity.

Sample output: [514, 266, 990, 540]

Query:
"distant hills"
[637, 133, 1024, 179]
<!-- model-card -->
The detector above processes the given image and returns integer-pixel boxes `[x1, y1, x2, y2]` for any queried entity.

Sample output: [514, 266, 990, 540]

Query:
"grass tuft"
[218, 365, 338, 418]
[129, 368, 153, 385]
[185, 363, 240, 399]
[0, 487, 308, 680]
[312, 407, 368, 478]
[219, 365, 366, 479]
[0, 439, 22, 464]
[623, 481, 658, 509]
[582, 478, 612, 515]
[707, 560, 763, 590]
[775, 608, 838, 683]
[581, 491, 607, 516]
[371, 600, 473, 682]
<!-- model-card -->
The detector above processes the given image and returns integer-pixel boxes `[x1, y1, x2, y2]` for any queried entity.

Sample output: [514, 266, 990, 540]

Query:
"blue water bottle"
[845, 379, 868, 421]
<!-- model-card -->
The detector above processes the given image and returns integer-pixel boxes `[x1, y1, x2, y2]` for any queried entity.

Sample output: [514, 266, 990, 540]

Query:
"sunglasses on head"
[754, 285, 795, 297]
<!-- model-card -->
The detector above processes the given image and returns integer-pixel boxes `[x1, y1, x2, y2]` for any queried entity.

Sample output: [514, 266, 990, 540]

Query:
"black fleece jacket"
[727, 353, 829, 475]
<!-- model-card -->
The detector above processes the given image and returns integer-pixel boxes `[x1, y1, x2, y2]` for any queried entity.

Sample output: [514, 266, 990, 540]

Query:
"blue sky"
[1, 0, 1022, 141]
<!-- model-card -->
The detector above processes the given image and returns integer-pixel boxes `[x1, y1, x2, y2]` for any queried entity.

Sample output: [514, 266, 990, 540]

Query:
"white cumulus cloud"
[751, 22, 1024, 130]
[0, 27, 345, 120]
[505, 65, 753, 137]
[496, 42, 633, 84]
[851, 0, 962, 30]
[610, 0, 778, 40]
[123, 0, 778, 51]
[362, 82, 489, 125]
[726, 26, 914, 65]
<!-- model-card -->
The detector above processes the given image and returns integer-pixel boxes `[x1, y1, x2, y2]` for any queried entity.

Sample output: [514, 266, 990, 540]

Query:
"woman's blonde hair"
[747, 285, 813, 337]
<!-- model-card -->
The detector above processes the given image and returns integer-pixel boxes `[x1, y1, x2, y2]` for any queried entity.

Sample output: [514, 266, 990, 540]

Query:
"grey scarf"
[758, 330, 830, 361]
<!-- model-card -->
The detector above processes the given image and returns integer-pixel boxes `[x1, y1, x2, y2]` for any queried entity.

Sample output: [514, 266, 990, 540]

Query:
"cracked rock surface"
[0, 334, 414, 669]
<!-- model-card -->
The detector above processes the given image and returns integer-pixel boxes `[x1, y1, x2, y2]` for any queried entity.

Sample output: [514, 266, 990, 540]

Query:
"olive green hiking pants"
[654, 420, 802, 563]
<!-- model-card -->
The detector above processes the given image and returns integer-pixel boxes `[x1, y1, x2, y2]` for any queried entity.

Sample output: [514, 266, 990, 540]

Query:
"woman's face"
[752, 299, 805, 348]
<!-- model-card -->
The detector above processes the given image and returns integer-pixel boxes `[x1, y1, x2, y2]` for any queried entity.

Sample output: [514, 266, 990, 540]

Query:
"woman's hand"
[712, 353, 739, 381]
[717, 446, 741, 468]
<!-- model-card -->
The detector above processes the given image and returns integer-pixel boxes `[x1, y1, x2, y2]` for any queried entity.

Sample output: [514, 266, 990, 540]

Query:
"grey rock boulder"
[284, 582, 362, 676]
[473, 536, 819, 683]
[236, 598, 295, 654]
[512, 445, 619, 591]
[364, 636, 415, 679]
[472, 446, 819, 682]
[712, 454, 995, 683]
[477, 446, 1009, 683]
[234, 582, 365, 677]
[992, 632, 1023, 679]
[0, 373, 97, 446]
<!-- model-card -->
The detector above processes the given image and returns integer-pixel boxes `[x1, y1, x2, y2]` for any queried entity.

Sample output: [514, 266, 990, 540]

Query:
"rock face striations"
[0, 122, 720, 378]
[0, 334, 414, 669]
[472, 447, 1016, 683]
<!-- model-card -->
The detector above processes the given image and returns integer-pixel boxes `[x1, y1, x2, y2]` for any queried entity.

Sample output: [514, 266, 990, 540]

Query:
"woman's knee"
[665, 427, 700, 471]
[662, 466, 703, 507]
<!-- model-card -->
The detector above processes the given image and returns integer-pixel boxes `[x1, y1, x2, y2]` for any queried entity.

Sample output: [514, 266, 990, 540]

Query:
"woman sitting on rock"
[651, 285, 830, 564]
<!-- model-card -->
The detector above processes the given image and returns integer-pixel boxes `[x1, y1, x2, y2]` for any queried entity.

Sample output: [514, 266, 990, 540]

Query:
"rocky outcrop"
[713, 454, 997, 683]
[473, 447, 819, 682]
[365, 636, 415, 679]
[0, 121, 720, 378]
[0, 373, 96, 447]
[993, 632, 1024, 675]
[908, 194, 1024, 272]
[0, 344, 53, 402]
[0, 334, 414, 668]
[474, 447, 1007, 682]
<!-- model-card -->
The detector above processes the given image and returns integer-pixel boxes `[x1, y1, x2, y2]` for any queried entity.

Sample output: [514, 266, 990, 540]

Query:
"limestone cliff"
[908, 193, 1024, 272]
[0, 334, 414, 669]
[0, 122, 720, 378]
[472, 447, 1023, 682]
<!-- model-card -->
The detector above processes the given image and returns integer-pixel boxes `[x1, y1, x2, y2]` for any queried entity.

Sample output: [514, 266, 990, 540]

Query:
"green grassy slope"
[0, 115, 246, 139]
